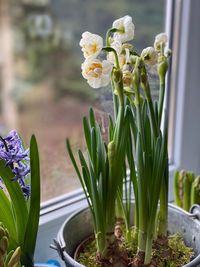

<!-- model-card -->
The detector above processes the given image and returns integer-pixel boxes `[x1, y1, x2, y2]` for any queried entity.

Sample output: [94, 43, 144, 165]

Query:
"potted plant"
[54, 15, 200, 266]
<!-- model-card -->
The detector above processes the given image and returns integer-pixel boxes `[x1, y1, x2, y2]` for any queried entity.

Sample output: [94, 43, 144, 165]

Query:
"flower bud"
[141, 47, 158, 66]
[113, 69, 124, 105]
[123, 71, 133, 87]
[108, 141, 115, 167]
[165, 49, 172, 58]
[157, 56, 168, 82]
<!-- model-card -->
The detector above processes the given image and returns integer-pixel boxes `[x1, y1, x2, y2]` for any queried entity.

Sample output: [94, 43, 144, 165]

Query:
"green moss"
[76, 238, 100, 267]
[77, 231, 194, 267]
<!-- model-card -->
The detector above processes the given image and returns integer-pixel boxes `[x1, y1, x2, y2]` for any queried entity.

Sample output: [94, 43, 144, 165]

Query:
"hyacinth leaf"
[0, 190, 17, 249]
[0, 160, 28, 247]
[22, 135, 40, 266]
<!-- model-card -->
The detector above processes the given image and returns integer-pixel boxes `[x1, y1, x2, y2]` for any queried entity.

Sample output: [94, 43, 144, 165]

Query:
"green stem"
[115, 189, 124, 219]
[138, 229, 147, 252]
[158, 162, 168, 236]
[111, 76, 119, 122]
[141, 66, 159, 138]
[158, 81, 165, 128]
[144, 234, 153, 264]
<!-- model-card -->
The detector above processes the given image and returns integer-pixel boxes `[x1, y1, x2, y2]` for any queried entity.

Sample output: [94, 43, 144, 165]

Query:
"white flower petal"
[112, 15, 135, 43]
[154, 33, 168, 51]
[81, 59, 112, 88]
[80, 31, 103, 59]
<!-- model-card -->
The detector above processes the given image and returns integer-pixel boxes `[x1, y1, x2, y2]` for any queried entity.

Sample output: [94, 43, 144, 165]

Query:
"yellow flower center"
[83, 43, 98, 56]
[86, 63, 103, 78]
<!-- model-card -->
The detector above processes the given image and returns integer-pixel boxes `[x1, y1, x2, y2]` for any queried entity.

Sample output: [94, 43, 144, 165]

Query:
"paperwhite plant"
[79, 31, 103, 59]
[70, 14, 172, 266]
[112, 15, 135, 43]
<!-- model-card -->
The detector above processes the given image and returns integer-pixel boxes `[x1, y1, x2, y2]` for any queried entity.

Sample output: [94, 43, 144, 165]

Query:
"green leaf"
[0, 190, 17, 250]
[97, 125, 106, 182]
[89, 108, 96, 129]
[22, 135, 40, 266]
[0, 160, 28, 247]
[83, 117, 92, 156]
[102, 46, 117, 53]
[82, 167, 93, 213]
[108, 115, 114, 142]
[130, 109, 138, 147]
[78, 150, 92, 197]
[87, 153, 103, 232]
[66, 140, 88, 197]
[91, 128, 97, 178]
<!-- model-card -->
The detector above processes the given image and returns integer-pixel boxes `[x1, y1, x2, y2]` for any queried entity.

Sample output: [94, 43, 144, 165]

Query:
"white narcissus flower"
[80, 31, 103, 59]
[112, 15, 135, 43]
[81, 59, 113, 88]
[107, 41, 129, 70]
[154, 33, 168, 51]
[141, 47, 158, 66]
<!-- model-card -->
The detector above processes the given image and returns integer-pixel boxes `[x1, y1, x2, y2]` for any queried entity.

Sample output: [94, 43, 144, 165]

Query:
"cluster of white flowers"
[80, 15, 135, 89]
[79, 15, 168, 89]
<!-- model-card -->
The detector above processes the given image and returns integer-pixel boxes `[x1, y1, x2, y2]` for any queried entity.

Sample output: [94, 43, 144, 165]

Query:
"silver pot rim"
[56, 203, 200, 267]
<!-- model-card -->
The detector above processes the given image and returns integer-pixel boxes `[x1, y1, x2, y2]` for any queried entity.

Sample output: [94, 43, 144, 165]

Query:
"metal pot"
[53, 203, 200, 267]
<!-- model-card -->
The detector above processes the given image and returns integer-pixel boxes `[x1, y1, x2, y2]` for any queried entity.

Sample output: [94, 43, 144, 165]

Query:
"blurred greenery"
[9, 0, 165, 102]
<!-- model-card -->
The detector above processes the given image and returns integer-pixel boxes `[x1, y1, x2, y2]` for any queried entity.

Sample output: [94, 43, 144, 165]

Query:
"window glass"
[0, 0, 166, 201]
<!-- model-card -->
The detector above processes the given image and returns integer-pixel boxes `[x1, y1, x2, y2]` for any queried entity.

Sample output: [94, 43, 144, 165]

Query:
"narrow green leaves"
[0, 160, 28, 247]
[0, 190, 17, 249]
[22, 135, 40, 266]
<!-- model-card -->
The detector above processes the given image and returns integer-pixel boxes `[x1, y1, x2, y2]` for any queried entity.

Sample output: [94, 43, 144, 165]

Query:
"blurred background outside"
[0, 0, 166, 201]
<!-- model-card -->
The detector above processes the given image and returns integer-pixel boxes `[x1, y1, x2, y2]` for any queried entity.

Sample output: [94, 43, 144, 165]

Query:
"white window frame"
[35, 0, 200, 263]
